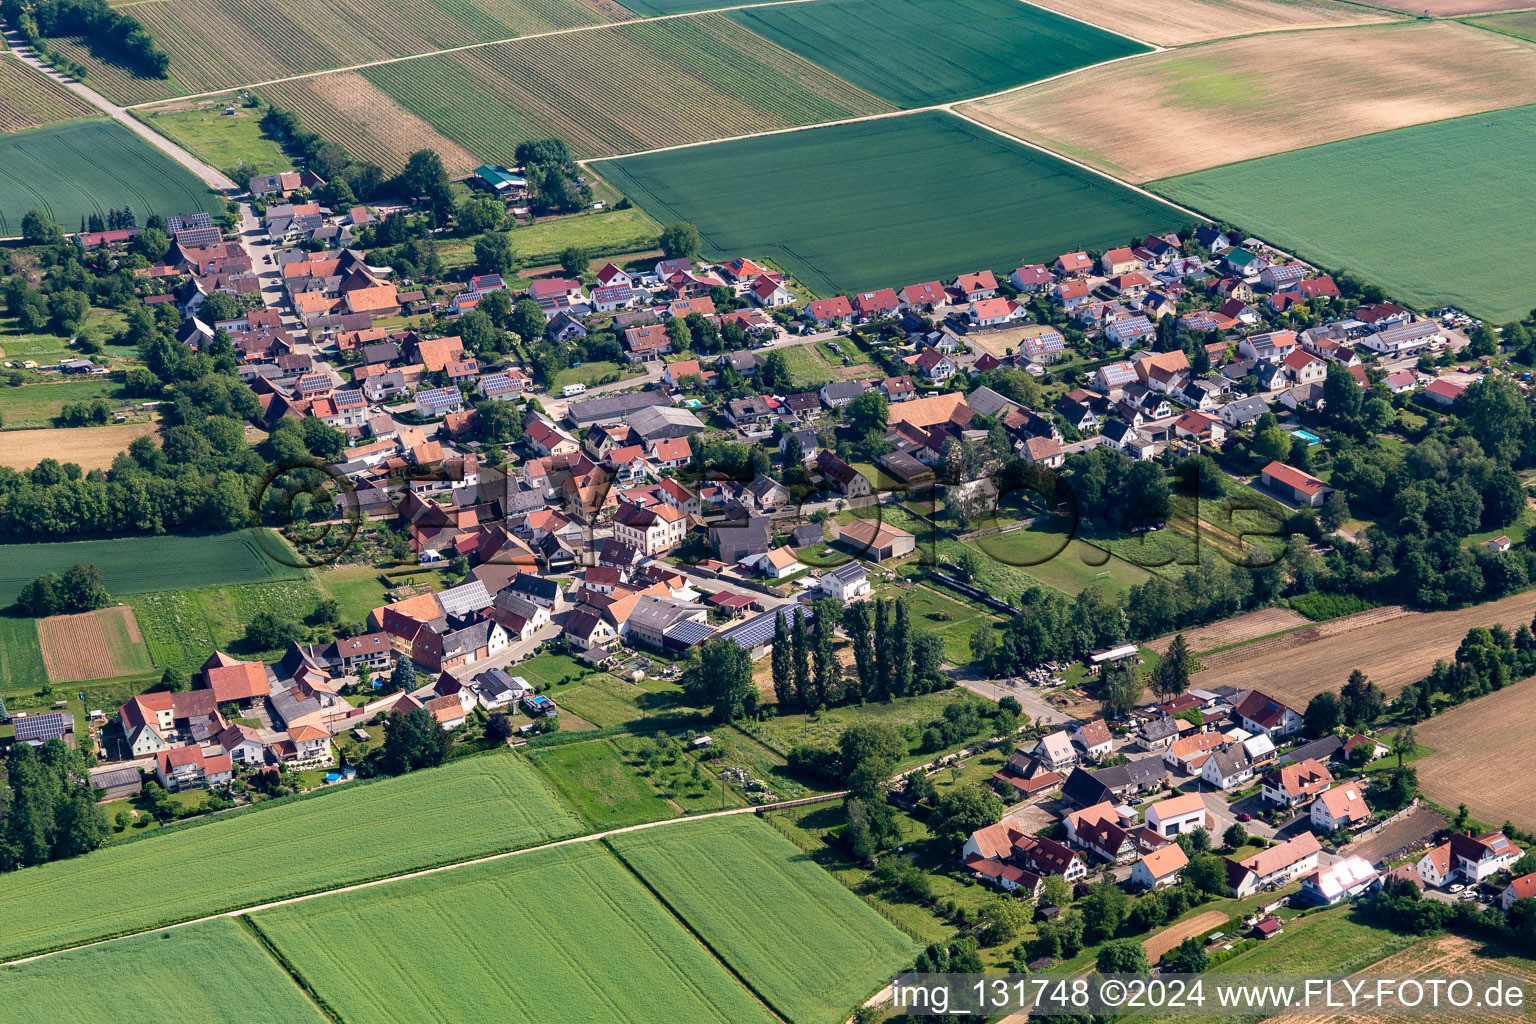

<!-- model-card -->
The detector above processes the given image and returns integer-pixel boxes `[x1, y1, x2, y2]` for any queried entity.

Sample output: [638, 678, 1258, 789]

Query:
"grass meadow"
[125, 579, 323, 671]
[1151, 102, 1536, 321]
[0, 614, 47, 689]
[728, 0, 1147, 108]
[136, 101, 291, 179]
[0, 751, 581, 959]
[596, 110, 1186, 296]
[253, 841, 781, 1024]
[526, 737, 679, 828]
[0, 918, 327, 1024]
[608, 815, 918, 1024]
[0, 121, 222, 237]
[0, 530, 306, 607]
[0, 378, 124, 429]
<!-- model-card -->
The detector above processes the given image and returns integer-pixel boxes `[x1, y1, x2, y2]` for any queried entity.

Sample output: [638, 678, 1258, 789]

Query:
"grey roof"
[1275, 735, 1343, 766]
[1140, 716, 1180, 742]
[710, 513, 772, 561]
[1091, 754, 1169, 790]
[437, 580, 493, 618]
[492, 591, 542, 619]
[629, 404, 705, 441]
[1206, 746, 1252, 778]
[1222, 396, 1268, 423]
[627, 596, 703, 633]
[966, 385, 1021, 418]
[566, 390, 674, 426]
[821, 381, 867, 402]
[91, 766, 143, 789]
[441, 620, 493, 658]
[791, 523, 825, 547]
[507, 573, 561, 602]
[270, 687, 321, 729]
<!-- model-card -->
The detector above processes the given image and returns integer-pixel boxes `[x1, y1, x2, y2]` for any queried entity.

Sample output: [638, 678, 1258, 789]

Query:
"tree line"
[3, 0, 168, 79]
[0, 739, 109, 872]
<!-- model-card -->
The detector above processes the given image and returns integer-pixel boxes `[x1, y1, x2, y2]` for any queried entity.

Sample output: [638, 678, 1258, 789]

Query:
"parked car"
[1236, 812, 1252, 822]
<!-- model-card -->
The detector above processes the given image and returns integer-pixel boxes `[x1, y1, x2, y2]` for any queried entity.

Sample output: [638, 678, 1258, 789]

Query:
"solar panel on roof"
[723, 606, 812, 650]
[438, 581, 491, 618]
[664, 620, 715, 646]
[13, 712, 68, 743]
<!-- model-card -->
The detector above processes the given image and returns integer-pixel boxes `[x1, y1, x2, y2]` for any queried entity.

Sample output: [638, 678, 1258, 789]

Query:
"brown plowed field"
[37, 606, 154, 682]
[1189, 589, 1536, 708]
[1415, 675, 1536, 832]
[1374, 0, 1536, 14]
[1343, 806, 1448, 866]
[0, 424, 159, 472]
[1146, 607, 1309, 656]
[1143, 910, 1228, 963]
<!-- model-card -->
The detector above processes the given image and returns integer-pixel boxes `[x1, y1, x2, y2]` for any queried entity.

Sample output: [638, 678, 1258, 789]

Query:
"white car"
[1448, 884, 1465, 893]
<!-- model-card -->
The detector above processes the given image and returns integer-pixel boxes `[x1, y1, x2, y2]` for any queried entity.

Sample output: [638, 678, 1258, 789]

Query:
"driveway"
[446, 621, 562, 681]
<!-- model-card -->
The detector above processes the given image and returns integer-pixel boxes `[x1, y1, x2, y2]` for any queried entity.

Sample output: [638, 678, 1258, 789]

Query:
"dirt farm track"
[1188, 588, 1536, 708]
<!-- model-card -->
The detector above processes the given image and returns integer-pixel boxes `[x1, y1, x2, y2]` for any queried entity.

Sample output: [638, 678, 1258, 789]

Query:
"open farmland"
[0, 58, 101, 131]
[596, 110, 1185, 296]
[1373, 0, 1536, 14]
[47, 0, 625, 104]
[253, 841, 782, 1024]
[1470, 10, 1536, 43]
[1415, 675, 1536, 833]
[1268, 933, 1536, 1024]
[0, 616, 47, 689]
[0, 918, 327, 1024]
[0, 530, 306, 607]
[0, 120, 222, 236]
[1189, 589, 1536, 708]
[255, 72, 477, 175]
[1029, 0, 1398, 46]
[608, 815, 918, 1023]
[961, 21, 1536, 182]
[36, 606, 154, 682]
[726, 0, 1148, 108]
[318, 14, 893, 172]
[0, 750, 581, 959]
[0, 423, 158, 473]
[1152, 102, 1536, 321]
[1145, 606, 1310, 655]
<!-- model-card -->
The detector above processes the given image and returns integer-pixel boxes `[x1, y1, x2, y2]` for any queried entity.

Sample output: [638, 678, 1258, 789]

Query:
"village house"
[1145, 793, 1208, 837]
[836, 516, 914, 562]
[1201, 746, 1254, 791]
[1131, 844, 1188, 889]
[1226, 832, 1322, 897]
[1163, 732, 1224, 773]
[156, 745, 234, 792]
[1301, 856, 1379, 905]
[1234, 689, 1304, 737]
[1261, 757, 1334, 806]
[1311, 783, 1371, 831]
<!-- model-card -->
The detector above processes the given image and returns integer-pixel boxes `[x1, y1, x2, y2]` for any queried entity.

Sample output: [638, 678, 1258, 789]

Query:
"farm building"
[836, 517, 915, 562]
[1259, 461, 1332, 507]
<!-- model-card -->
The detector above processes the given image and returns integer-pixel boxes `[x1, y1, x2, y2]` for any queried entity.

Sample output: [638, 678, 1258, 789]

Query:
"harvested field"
[1343, 806, 1448, 867]
[258, 73, 476, 175]
[960, 21, 1536, 181]
[1145, 607, 1309, 656]
[51, 0, 621, 104]
[1144, 909, 1227, 963]
[1267, 934, 1536, 1024]
[1027, 0, 1399, 46]
[1189, 589, 1536, 708]
[1415, 675, 1536, 833]
[348, 15, 892, 169]
[36, 606, 154, 683]
[1376, 0, 1536, 14]
[0, 423, 158, 472]
[0, 59, 101, 131]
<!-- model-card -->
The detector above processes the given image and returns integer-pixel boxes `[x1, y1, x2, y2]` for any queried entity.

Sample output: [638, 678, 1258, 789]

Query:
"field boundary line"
[1009, 0, 1160, 48]
[236, 916, 348, 1024]
[122, 0, 841, 109]
[602, 837, 792, 1024]
[941, 106, 1210, 221]
[0, 791, 845, 968]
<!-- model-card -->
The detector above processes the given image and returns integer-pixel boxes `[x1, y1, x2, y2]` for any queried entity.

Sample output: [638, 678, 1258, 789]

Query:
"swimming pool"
[1290, 428, 1322, 445]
